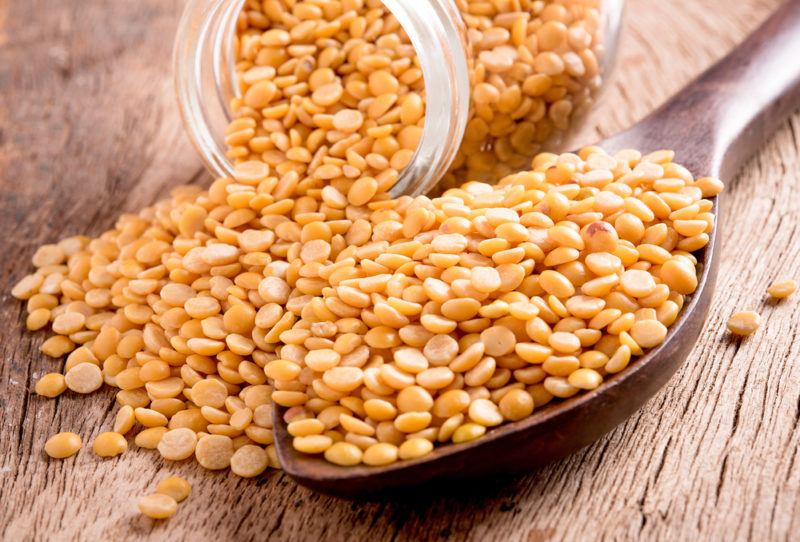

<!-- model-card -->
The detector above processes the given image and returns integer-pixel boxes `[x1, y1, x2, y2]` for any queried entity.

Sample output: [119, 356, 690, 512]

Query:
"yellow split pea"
[93, 432, 128, 458]
[156, 476, 192, 503]
[138, 494, 178, 520]
[35, 373, 67, 398]
[727, 311, 760, 337]
[767, 278, 797, 300]
[44, 432, 82, 459]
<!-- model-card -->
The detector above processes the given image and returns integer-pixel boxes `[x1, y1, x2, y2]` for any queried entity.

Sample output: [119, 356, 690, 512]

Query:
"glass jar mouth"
[174, 0, 471, 197]
[599, 0, 624, 76]
[382, 0, 470, 196]
[173, 0, 242, 182]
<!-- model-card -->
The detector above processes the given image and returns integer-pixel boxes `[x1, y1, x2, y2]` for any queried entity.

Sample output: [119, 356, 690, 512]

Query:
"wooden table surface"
[2, 0, 799, 540]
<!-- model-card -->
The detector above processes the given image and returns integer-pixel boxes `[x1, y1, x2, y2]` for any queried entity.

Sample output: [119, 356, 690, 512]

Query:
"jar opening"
[175, 0, 470, 197]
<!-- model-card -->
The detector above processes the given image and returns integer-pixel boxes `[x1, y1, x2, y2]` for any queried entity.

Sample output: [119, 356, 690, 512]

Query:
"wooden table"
[2, 0, 799, 540]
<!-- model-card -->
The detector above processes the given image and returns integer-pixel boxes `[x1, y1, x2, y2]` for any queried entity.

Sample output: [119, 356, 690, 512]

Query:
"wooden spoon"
[273, 0, 800, 496]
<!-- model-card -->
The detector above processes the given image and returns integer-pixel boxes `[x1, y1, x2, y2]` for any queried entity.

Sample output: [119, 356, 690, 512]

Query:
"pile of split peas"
[18, 142, 728, 472]
[11, 0, 791, 489]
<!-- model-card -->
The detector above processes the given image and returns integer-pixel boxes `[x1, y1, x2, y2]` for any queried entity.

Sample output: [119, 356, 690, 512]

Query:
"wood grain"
[1, 0, 798, 540]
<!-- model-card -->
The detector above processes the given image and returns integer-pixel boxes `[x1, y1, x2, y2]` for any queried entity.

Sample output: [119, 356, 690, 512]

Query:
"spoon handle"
[609, 0, 800, 178]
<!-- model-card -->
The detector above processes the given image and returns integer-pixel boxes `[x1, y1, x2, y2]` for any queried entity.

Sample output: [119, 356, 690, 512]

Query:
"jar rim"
[382, 0, 471, 197]
[174, 0, 245, 181]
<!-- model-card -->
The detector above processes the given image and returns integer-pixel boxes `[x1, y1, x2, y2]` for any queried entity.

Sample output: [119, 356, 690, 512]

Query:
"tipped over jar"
[175, 0, 623, 197]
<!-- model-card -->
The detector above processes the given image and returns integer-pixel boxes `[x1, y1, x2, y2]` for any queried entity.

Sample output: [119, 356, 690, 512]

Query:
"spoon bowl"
[273, 0, 800, 496]
[275, 247, 716, 495]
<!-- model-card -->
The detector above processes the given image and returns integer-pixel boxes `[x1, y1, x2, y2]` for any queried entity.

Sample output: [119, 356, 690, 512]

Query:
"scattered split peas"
[16, 182, 284, 476]
[14, 141, 722, 471]
[723, 278, 795, 339]
[138, 476, 191, 520]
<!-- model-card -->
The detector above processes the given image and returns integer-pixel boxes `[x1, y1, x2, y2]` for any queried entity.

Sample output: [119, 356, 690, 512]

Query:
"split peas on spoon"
[270, 147, 723, 465]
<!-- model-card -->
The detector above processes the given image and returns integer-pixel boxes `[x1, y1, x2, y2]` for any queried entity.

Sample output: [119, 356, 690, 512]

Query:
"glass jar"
[174, 0, 623, 197]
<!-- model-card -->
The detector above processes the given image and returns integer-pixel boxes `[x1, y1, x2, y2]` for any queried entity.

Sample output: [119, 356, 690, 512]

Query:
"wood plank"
[1, 0, 798, 540]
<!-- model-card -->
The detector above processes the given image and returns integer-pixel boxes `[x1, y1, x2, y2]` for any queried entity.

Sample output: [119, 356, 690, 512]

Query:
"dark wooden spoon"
[273, 0, 800, 496]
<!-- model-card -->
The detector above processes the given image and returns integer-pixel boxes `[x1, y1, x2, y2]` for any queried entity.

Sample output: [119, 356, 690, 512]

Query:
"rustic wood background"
[1, 0, 799, 540]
